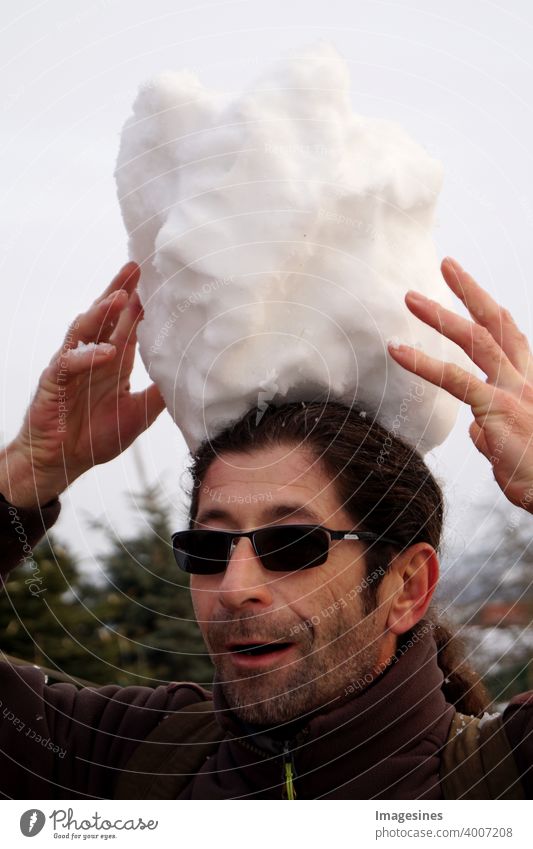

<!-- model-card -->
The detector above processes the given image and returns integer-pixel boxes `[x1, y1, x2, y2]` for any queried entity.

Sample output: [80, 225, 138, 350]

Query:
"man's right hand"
[0, 262, 165, 509]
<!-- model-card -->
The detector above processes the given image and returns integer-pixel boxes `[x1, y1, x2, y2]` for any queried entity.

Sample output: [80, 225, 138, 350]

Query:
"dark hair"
[185, 399, 490, 715]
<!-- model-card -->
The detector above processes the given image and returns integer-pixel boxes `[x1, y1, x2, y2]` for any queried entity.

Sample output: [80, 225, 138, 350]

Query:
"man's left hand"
[388, 256, 533, 513]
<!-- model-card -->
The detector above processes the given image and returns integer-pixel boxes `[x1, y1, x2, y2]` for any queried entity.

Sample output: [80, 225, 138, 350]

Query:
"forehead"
[194, 443, 350, 530]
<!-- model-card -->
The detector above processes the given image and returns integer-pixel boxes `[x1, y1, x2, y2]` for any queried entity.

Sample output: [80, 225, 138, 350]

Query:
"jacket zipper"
[281, 742, 297, 800]
[231, 735, 299, 799]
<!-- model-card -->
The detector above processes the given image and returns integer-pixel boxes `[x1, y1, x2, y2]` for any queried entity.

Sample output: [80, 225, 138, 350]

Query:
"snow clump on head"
[114, 40, 471, 455]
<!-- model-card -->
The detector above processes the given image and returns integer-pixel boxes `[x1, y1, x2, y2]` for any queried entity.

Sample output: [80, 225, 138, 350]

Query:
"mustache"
[206, 612, 313, 650]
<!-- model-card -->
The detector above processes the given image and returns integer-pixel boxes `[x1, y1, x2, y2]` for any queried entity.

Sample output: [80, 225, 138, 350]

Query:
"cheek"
[190, 577, 215, 628]
[285, 575, 335, 633]
[301, 562, 367, 629]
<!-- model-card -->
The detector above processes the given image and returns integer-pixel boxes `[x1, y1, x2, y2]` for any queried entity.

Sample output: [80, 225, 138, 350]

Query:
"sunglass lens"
[173, 531, 229, 574]
[256, 526, 329, 571]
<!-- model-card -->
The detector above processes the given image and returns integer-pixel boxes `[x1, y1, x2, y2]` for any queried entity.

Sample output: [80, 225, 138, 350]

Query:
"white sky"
[1, 0, 533, 576]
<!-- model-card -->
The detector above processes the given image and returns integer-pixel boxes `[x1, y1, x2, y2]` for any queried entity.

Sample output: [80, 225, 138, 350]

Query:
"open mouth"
[229, 641, 293, 656]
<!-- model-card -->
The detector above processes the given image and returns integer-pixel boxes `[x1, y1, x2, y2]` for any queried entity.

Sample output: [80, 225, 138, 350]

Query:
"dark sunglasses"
[171, 523, 400, 575]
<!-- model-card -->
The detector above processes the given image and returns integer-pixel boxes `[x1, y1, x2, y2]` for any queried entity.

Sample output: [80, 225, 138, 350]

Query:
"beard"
[204, 597, 387, 726]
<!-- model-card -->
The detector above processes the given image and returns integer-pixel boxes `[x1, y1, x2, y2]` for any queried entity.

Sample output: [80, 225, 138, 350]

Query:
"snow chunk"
[69, 341, 113, 357]
[115, 40, 471, 454]
[478, 711, 501, 729]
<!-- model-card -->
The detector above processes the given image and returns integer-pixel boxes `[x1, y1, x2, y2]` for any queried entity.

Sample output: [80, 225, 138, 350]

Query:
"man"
[1, 258, 532, 799]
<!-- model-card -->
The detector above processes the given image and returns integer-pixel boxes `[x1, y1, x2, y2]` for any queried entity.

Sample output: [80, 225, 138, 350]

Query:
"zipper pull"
[281, 742, 297, 800]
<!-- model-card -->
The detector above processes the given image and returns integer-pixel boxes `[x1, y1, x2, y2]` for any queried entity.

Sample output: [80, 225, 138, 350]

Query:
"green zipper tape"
[284, 761, 296, 799]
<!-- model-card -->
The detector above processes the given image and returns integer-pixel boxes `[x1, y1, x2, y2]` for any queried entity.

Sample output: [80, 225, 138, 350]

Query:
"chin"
[222, 670, 328, 727]
[231, 700, 301, 727]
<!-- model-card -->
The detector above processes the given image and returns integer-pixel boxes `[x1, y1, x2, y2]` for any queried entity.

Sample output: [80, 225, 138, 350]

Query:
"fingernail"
[387, 338, 411, 351]
[106, 290, 128, 304]
[406, 290, 426, 302]
[444, 256, 462, 269]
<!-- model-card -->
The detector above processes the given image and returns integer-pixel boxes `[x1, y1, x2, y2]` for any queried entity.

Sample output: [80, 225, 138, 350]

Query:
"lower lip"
[228, 644, 297, 668]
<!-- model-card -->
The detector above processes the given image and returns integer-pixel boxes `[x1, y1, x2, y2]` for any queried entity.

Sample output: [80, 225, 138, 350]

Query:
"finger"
[404, 289, 522, 389]
[43, 342, 117, 386]
[101, 293, 144, 391]
[387, 341, 500, 416]
[131, 383, 166, 430]
[109, 288, 144, 351]
[61, 290, 129, 350]
[441, 257, 532, 376]
[93, 262, 141, 306]
[469, 419, 490, 458]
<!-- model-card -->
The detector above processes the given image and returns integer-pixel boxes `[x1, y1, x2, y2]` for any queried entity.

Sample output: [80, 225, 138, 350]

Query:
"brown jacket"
[1, 492, 532, 799]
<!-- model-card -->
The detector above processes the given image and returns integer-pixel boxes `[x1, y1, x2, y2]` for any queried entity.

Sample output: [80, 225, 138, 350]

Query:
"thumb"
[469, 419, 490, 458]
[134, 383, 166, 430]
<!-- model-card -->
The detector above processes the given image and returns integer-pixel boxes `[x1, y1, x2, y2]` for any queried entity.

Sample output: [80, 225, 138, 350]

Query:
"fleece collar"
[209, 623, 455, 798]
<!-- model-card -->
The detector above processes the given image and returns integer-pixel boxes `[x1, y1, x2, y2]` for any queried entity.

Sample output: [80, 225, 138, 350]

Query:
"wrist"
[0, 440, 64, 509]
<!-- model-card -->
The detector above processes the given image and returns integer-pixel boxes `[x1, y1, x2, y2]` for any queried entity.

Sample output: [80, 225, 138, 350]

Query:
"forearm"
[0, 440, 66, 510]
[0, 444, 62, 576]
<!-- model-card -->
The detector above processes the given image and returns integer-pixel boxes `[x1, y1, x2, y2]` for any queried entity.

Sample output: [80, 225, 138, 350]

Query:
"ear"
[383, 543, 439, 636]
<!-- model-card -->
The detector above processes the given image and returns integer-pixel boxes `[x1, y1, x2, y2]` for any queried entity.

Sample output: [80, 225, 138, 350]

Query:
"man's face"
[189, 443, 394, 725]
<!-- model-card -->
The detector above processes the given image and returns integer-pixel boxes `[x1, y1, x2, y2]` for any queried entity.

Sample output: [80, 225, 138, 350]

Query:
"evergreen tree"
[0, 533, 120, 684]
[83, 485, 214, 688]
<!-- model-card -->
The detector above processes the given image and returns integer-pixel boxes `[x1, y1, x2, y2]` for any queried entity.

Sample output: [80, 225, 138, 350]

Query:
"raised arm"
[0, 261, 165, 512]
[388, 256, 533, 513]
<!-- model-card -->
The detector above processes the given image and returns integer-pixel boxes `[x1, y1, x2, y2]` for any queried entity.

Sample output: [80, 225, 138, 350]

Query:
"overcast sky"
[1, 0, 532, 579]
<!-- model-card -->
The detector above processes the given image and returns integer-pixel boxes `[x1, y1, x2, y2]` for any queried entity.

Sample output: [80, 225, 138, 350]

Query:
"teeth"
[232, 642, 291, 655]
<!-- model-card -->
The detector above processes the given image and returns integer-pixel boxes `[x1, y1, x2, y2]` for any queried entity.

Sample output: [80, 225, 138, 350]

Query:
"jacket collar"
[210, 622, 455, 798]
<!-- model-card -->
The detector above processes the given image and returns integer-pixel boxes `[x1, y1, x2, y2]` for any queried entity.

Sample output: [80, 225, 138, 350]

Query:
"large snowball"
[114, 40, 470, 455]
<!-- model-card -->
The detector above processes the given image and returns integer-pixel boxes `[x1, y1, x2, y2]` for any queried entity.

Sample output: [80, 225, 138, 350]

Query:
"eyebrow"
[193, 502, 323, 529]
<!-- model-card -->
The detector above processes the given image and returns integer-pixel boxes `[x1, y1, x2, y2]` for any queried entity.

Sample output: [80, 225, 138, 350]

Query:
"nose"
[217, 535, 274, 612]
